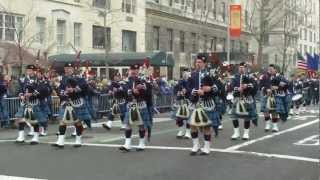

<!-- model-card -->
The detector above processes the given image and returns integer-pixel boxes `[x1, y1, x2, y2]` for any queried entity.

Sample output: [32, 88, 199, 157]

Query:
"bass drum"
[292, 94, 303, 102]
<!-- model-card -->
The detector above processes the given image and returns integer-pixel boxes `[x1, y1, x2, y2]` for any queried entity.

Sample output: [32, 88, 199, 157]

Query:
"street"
[0, 107, 319, 180]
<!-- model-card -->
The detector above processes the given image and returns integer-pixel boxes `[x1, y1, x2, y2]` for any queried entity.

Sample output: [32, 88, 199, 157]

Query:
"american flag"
[297, 52, 307, 70]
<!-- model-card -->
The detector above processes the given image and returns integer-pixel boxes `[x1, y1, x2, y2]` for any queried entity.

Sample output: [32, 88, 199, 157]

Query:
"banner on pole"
[230, 5, 242, 38]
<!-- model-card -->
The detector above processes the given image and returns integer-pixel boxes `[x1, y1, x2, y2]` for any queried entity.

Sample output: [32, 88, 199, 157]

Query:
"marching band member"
[119, 64, 152, 152]
[311, 75, 319, 106]
[15, 65, 51, 144]
[52, 63, 92, 148]
[36, 69, 52, 136]
[102, 72, 127, 130]
[187, 54, 220, 156]
[173, 70, 191, 139]
[229, 62, 258, 140]
[291, 75, 304, 115]
[301, 76, 313, 112]
[260, 64, 289, 132]
[0, 74, 9, 128]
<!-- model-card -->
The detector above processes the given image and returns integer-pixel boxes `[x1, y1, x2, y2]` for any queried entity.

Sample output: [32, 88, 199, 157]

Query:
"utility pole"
[103, 6, 109, 80]
[227, 0, 231, 64]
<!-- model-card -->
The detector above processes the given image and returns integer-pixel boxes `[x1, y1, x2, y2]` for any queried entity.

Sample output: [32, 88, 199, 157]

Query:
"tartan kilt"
[58, 104, 92, 122]
[108, 103, 127, 121]
[260, 96, 268, 112]
[15, 104, 48, 123]
[230, 99, 257, 122]
[275, 96, 287, 114]
[124, 107, 152, 129]
[215, 96, 226, 115]
[206, 110, 221, 127]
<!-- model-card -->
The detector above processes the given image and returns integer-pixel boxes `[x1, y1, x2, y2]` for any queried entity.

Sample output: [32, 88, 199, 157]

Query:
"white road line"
[294, 135, 320, 146]
[57, 143, 319, 163]
[0, 140, 318, 163]
[225, 119, 319, 151]
[0, 175, 47, 180]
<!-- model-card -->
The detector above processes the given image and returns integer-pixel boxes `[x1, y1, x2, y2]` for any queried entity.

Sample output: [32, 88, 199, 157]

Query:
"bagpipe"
[109, 81, 126, 117]
[127, 80, 144, 126]
[21, 79, 40, 124]
[189, 70, 214, 127]
[234, 74, 254, 116]
[175, 90, 190, 119]
[60, 79, 85, 124]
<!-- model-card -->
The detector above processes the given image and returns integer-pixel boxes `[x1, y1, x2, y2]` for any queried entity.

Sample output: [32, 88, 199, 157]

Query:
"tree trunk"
[18, 44, 23, 76]
[257, 40, 263, 67]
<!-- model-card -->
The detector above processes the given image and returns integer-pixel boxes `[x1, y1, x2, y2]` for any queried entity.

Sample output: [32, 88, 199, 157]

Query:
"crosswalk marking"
[294, 135, 320, 146]
[0, 175, 47, 180]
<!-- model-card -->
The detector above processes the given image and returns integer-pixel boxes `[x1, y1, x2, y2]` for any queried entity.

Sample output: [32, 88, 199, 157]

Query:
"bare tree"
[246, 0, 295, 68]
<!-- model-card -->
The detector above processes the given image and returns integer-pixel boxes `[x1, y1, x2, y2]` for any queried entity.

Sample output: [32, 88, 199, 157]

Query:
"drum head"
[292, 94, 302, 101]
[227, 93, 234, 100]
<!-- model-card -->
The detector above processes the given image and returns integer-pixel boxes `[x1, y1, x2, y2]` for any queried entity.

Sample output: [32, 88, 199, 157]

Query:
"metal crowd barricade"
[5, 94, 174, 121]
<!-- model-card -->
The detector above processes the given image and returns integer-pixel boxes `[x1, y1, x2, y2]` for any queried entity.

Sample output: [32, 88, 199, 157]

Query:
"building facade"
[0, 0, 254, 78]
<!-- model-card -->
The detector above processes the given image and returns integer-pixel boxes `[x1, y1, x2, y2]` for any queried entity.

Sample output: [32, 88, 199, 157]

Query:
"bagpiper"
[52, 63, 92, 148]
[119, 64, 153, 152]
[102, 72, 128, 130]
[229, 62, 258, 140]
[187, 54, 220, 156]
[172, 70, 191, 139]
[15, 65, 51, 144]
[260, 64, 289, 132]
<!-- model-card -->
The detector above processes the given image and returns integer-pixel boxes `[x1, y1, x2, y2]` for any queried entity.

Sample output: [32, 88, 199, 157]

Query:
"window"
[122, 0, 136, 14]
[93, 0, 110, 9]
[169, 0, 173, 6]
[304, 29, 307, 40]
[263, 34, 269, 45]
[167, 28, 173, 51]
[245, 10, 249, 26]
[122, 30, 136, 52]
[180, 31, 185, 52]
[212, 0, 217, 19]
[5, 15, 15, 41]
[0, 14, 2, 39]
[220, 2, 226, 22]
[74, 23, 81, 48]
[191, 32, 196, 53]
[211, 37, 217, 51]
[245, 42, 249, 53]
[221, 38, 226, 52]
[0, 14, 23, 41]
[231, 40, 235, 52]
[57, 20, 66, 53]
[92, 25, 111, 49]
[309, 31, 312, 42]
[36, 17, 46, 44]
[203, 35, 207, 51]
[304, 45, 307, 53]
[153, 26, 160, 50]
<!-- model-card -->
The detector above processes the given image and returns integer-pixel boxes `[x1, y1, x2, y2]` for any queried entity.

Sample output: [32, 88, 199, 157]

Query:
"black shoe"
[264, 129, 270, 132]
[136, 148, 145, 152]
[102, 124, 111, 130]
[190, 151, 198, 156]
[119, 146, 130, 152]
[199, 152, 209, 156]
[73, 144, 82, 148]
[15, 140, 25, 144]
[176, 136, 183, 139]
[30, 141, 39, 145]
[51, 144, 64, 148]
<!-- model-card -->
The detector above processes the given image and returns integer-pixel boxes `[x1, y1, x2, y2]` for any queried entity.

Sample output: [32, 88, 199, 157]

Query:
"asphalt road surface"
[0, 106, 319, 180]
